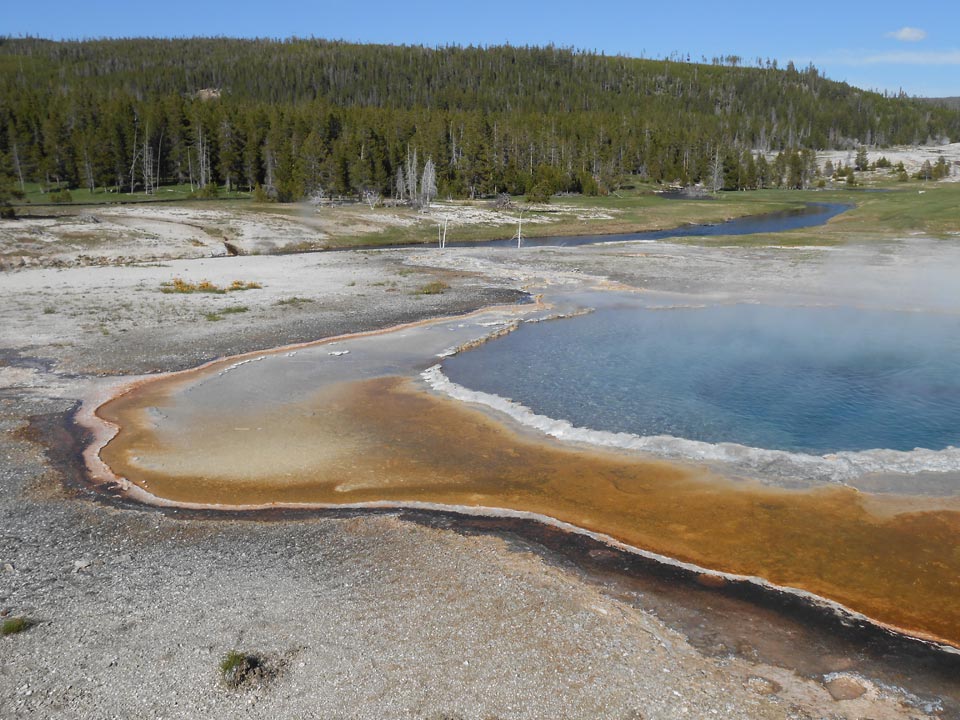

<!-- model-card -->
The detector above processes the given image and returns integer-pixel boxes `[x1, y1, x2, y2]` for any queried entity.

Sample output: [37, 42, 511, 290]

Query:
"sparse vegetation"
[275, 296, 314, 307]
[205, 306, 247, 322]
[414, 280, 450, 295]
[160, 278, 262, 294]
[2, 616, 33, 636]
[219, 650, 270, 689]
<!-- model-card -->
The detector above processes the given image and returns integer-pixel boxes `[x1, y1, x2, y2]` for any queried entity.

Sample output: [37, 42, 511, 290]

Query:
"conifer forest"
[2, 37, 958, 201]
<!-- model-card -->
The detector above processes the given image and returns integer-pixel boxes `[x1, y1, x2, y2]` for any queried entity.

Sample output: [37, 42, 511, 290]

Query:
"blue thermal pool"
[441, 304, 960, 455]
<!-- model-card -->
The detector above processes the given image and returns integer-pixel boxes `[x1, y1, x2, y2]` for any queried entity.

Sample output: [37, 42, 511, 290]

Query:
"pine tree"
[0, 172, 24, 218]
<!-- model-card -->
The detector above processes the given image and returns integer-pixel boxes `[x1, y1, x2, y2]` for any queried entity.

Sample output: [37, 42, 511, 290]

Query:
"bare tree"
[512, 209, 525, 249]
[362, 189, 382, 209]
[438, 218, 448, 248]
[142, 124, 155, 195]
[9, 139, 25, 192]
[309, 187, 328, 206]
[420, 157, 437, 209]
[129, 120, 141, 194]
[405, 147, 418, 204]
[710, 149, 723, 193]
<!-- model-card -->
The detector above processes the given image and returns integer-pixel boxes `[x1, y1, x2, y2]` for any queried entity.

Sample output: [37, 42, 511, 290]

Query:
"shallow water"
[442, 303, 960, 454]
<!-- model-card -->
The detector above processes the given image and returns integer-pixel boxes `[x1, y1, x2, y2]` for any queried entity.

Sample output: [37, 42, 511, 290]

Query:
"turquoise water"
[442, 304, 960, 454]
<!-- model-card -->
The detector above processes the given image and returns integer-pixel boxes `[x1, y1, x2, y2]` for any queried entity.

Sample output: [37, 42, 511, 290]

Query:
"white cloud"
[886, 27, 928, 42]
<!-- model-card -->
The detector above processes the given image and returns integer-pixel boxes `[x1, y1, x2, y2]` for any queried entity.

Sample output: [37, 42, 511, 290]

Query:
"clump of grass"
[2, 616, 33, 636]
[275, 296, 314, 307]
[43, 307, 56, 314]
[160, 277, 199, 294]
[414, 280, 450, 295]
[161, 278, 262, 294]
[219, 650, 266, 689]
[205, 305, 248, 322]
[220, 650, 248, 675]
[196, 280, 226, 294]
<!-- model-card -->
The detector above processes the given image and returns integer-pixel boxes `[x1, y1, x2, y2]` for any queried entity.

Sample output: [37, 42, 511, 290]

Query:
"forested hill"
[1, 37, 958, 199]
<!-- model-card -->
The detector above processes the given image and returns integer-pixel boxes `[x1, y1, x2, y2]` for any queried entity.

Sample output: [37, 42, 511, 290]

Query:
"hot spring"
[440, 303, 960, 469]
[89, 293, 960, 646]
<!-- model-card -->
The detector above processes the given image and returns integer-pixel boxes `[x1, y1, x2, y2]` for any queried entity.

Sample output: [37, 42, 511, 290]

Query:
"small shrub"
[43, 306, 56, 314]
[190, 184, 220, 199]
[196, 280, 226, 294]
[2, 616, 33, 636]
[415, 280, 450, 295]
[252, 184, 271, 203]
[160, 277, 198, 294]
[229, 280, 261, 291]
[525, 184, 552, 204]
[49, 189, 73, 204]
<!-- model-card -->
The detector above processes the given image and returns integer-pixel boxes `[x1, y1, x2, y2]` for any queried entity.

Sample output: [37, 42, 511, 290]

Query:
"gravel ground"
[1, 207, 957, 719]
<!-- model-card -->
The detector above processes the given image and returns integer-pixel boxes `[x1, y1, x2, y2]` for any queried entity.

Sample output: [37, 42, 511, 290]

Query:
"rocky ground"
[1, 204, 958, 719]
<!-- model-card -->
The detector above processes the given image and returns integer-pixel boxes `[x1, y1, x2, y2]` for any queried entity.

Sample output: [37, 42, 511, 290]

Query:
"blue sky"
[6, 0, 959, 97]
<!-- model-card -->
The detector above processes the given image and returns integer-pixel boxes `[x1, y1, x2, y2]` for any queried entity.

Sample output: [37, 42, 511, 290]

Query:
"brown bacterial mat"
[98, 375, 960, 648]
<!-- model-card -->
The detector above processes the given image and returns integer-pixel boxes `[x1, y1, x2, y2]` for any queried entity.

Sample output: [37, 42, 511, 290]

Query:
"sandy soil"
[1, 201, 958, 719]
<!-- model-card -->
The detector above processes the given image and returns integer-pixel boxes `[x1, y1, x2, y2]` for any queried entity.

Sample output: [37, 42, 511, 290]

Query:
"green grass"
[649, 183, 960, 246]
[824, 183, 960, 238]
[15, 182, 251, 206]
[220, 650, 248, 675]
[219, 650, 266, 689]
[2, 616, 33, 636]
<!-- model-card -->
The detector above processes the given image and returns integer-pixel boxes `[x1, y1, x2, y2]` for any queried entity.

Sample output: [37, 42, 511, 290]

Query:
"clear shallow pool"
[442, 304, 960, 455]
